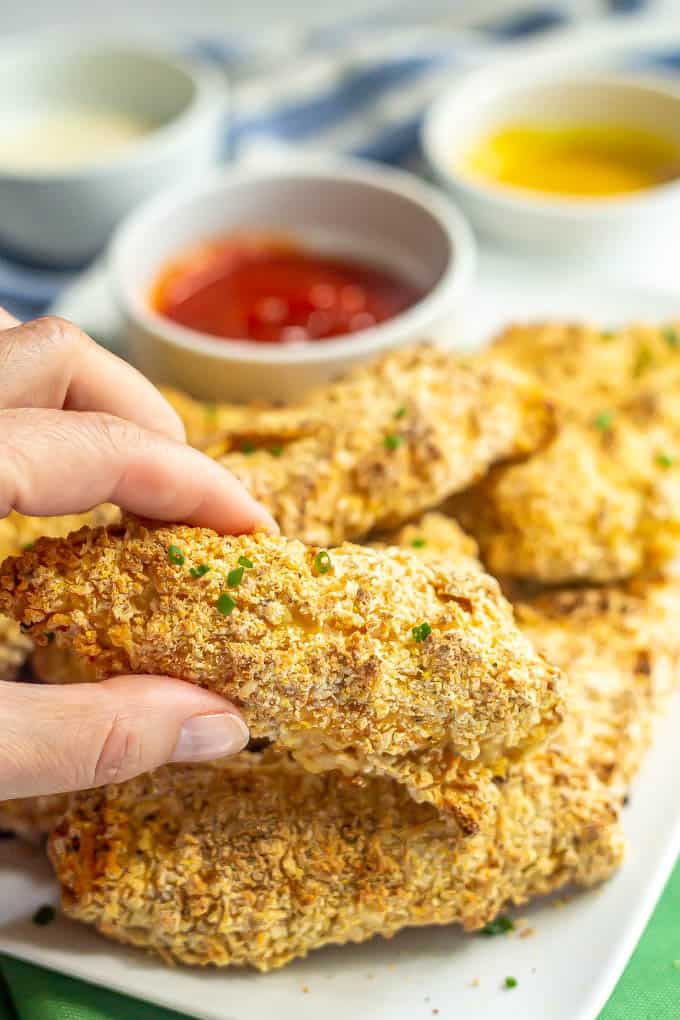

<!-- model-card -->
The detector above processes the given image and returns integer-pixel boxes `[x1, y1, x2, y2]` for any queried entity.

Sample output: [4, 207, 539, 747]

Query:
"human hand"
[0, 309, 276, 801]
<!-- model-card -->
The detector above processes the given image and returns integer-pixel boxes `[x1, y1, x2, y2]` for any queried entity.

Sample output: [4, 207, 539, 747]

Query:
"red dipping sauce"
[151, 234, 424, 344]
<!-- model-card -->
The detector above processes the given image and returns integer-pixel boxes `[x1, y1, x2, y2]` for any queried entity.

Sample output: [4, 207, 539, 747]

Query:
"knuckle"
[29, 315, 84, 355]
[0, 316, 87, 410]
[93, 413, 148, 457]
[92, 712, 144, 787]
[73, 411, 144, 456]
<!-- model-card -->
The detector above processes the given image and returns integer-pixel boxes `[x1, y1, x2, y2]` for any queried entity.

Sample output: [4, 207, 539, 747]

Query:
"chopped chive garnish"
[480, 916, 514, 936]
[394, 405, 407, 419]
[269, 445, 283, 458]
[22, 541, 34, 551]
[314, 550, 332, 575]
[633, 345, 653, 377]
[384, 433, 403, 451]
[205, 403, 218, 421]
[600, 329, 615, 340]
[241, 441, 256, 455]
[216, 593, 236, 616]
[664, 327, 679, 349]
[227, 566, 244, 588]
[167, 544, 185, 566]
[412, 622, 431, 643]
[504, 976, 518, 989]
[238, 556, 254, 569]
[594, 410, 614, 432]
[411, 537, 427, 548]
[32, 905, 55, 926]
[45, 631, 55, 643]
[657, 452, 675, 469]
[189, 563, 211, 579]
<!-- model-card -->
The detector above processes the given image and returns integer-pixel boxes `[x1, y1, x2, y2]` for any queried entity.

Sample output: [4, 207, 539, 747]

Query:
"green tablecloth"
[1, 859, 679, 1020]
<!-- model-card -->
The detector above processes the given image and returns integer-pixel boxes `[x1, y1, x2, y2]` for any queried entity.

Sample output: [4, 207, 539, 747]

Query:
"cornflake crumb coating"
[188, 344, 554, 545]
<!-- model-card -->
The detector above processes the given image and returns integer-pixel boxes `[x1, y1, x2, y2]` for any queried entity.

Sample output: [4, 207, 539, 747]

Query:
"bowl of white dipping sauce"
[0, 33, 226, 264]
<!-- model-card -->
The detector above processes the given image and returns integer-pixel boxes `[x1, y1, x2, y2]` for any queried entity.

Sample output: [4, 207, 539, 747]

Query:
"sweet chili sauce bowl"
[109, 159, 476, 403]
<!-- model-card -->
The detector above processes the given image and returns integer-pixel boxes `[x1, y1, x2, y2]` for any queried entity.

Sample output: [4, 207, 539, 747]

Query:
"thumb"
[0, 675, 249, 799]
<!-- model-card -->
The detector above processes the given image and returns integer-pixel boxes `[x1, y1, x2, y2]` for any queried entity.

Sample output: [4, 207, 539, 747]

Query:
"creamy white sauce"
[0, 109, 152, 172]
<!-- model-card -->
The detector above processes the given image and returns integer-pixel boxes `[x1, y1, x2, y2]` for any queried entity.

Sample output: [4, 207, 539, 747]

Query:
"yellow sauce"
[463, 122, 680, 198]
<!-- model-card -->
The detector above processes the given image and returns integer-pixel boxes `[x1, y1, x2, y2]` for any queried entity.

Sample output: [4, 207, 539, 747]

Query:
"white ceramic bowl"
[423, 71, 680, 253]
[110, 160, 476, 403]
[0, 33, 226, 264]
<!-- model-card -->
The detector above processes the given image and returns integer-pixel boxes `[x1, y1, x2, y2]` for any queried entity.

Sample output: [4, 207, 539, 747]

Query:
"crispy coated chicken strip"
[31, 514, 477, 687]
[376, 512, 479, 563]
[48, 572, 680, 971]
[180, 344, 554, 545]
[453, 322, 680, 582]
[483, 320, 680, 410]
[160, 387, 315, 451]
[0, 506, 119, 564]
[50, 746, 622, 971]
[515, 579, 680, 790]
[0, 506, 120, 684]
[0, 518, 563, 834]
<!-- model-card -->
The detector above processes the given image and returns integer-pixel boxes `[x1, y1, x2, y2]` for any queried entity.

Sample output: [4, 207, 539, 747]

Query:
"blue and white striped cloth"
[0, 0, 655, 320]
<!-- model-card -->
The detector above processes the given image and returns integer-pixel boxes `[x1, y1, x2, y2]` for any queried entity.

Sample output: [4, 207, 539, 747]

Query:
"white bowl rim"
[0, 30, 226, 182]
[423, 70, 680, 219]
[109, 157, 476, 366]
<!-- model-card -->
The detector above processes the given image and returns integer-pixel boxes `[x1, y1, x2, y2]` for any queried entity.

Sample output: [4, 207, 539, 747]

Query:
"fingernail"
[254, 510, 280, 534]
[169, 713, 249, 764]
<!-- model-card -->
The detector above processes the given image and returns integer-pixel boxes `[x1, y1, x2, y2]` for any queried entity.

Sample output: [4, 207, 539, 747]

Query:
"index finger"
[0, 312, 185, 443]
[0, 408, 278, 535]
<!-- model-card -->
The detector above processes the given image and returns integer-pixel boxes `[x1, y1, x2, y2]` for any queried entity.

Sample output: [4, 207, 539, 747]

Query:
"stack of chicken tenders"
[1, 323, 679, 971]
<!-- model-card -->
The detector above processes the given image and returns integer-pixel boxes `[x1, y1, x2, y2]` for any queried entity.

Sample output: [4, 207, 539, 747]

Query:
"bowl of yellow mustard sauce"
[423, 72, 680, 252]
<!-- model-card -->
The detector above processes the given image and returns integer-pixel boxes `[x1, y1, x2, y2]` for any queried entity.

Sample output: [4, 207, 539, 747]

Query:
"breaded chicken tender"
[160, 387, 315, 451]
[47, 571, 680, 971]
[0, 506, 119, 563]
[49, 747, 622, 971]
[515, 579, 680, 790]
[0, 505, 120, 683]
[29, 519, 478, 686]
[453, 322, 680, 582]
[185, 344, 554, 545]
[0, 518, 563, 835]
[377, 512, 480, 564]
